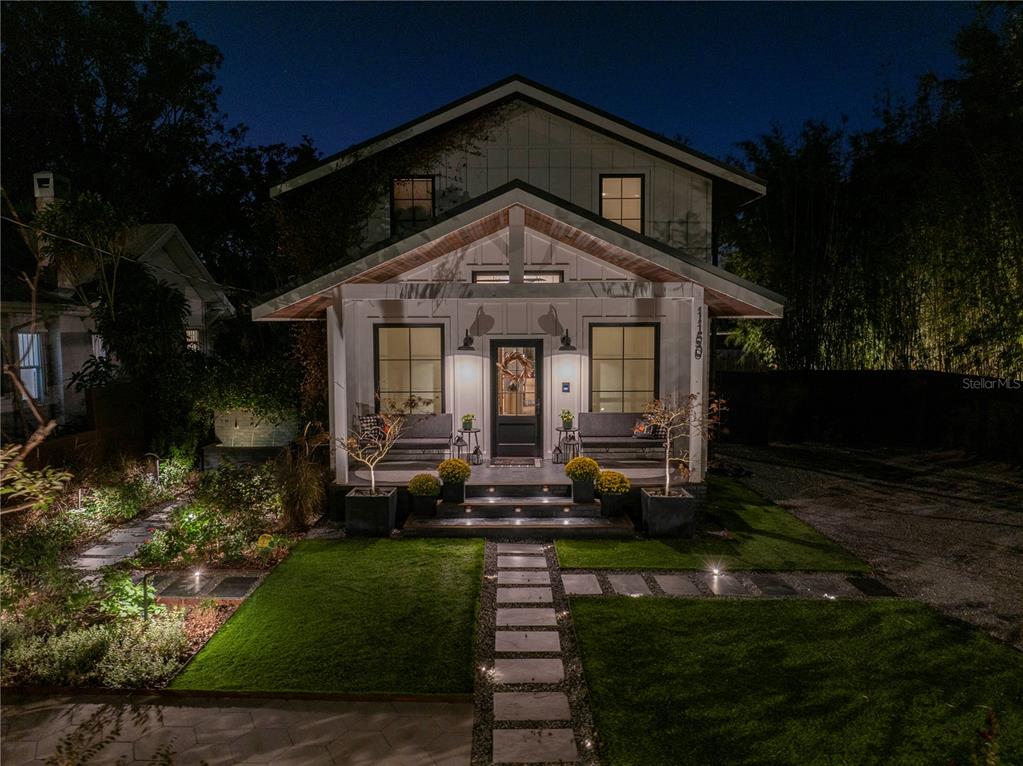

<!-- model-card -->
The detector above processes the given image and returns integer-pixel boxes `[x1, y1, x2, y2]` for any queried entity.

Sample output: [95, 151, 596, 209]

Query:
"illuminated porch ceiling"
[252, 181, 785, 322]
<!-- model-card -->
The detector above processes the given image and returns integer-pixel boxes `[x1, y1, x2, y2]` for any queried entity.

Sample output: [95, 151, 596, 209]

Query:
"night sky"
[168, 2, 973, 163]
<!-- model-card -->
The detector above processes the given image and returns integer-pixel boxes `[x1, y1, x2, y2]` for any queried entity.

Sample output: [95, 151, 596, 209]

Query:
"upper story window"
[391, 177, 435, 236]
[472, 271, 563, 284]
[600, 175, 644, 233]
[185, 328, 203, 352]
[15, 331, 46, 401]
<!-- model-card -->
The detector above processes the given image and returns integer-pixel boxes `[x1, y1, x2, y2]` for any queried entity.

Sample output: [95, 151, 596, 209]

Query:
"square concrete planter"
[442, 482, 466, 503]
[572, 479, 595, 503]
[345, 487, 397, 536]
[641, 488, 697, 538]
[598, 493, 629, 518]
[411, 495, 438, 518]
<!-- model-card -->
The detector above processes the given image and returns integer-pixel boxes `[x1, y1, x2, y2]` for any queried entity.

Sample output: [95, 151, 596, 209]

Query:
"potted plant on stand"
[461, 413, 475, 432]
[337, 411, 404, 536]
[595, 470, 631, 517]
[564, 456, 599, 502]
[438, 458, 472, 503]
[560, 409, 574, 430]
[408, 473, 441, 517]
[640, 395, 723, 537]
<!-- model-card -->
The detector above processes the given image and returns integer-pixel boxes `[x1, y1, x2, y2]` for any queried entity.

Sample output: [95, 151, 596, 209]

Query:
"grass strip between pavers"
[557, 476, 868, 571]
[171, 538, 484, 695]
[571, 598, 1023, 766]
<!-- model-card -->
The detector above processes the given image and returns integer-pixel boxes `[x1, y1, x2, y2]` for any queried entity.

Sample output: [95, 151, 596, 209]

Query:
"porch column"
[687, 288, 708, 482]
[326, 302, 349, 484]
[508, 205, 524, 283]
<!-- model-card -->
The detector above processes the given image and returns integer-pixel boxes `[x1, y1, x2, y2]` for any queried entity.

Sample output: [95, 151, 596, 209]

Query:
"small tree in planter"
[595, 470, 631, 518]
[407, 473, 441, 517]
[640, 394, 724, 537]
[337, 412, 404, 535]
[438, 458, 472, 503]
[565, 456, 600, 502]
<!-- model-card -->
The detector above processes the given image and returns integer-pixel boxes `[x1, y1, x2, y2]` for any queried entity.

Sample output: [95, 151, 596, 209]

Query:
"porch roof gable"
[252, 181, 785, 321]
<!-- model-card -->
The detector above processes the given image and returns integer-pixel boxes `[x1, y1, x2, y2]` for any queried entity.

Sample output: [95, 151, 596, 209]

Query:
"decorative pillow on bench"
[632, 420, 665, 440]
[359, 414, 386, 440]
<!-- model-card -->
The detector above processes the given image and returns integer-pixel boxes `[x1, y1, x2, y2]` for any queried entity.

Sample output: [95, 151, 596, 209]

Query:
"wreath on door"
[496, 350, 534, 391]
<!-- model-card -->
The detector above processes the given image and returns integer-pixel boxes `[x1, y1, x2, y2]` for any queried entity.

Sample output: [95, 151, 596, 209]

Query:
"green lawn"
[557, 476, 866, 571]
[572, 598, 1022, 766]
[171, 538, 483, 695]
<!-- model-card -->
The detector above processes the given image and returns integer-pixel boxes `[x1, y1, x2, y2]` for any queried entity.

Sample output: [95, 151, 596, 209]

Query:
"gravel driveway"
[716, 443, 1023, 650]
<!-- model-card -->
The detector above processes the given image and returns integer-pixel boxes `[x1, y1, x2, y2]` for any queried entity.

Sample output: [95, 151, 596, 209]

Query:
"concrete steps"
[402, 514, 633, 539]
[437, 497, 601, 518]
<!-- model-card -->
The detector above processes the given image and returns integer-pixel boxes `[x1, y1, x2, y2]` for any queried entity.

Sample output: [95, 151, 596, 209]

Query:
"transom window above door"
[590, 323, 658, 413]
[472, 271, 563, 284]
[375, 324, 443, 414]
[391, 177, 435, 236]
[600, 175, 644, 233]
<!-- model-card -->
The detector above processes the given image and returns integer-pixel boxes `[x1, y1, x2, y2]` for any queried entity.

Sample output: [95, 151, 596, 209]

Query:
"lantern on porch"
[470, 445, 483, 465]
[552, 444, 563, 464]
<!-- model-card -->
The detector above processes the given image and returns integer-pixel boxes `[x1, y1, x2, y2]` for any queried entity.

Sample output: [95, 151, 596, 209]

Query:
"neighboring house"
[1, 173, 234, 436]
[253, 76, 783, 484]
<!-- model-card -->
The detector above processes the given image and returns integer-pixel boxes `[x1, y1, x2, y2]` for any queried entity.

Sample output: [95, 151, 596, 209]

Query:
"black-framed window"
[471, 271, 564, 284]
[589, 323, 659, 413]
[374, 324, 444, 414]
[391, 176, 435, 236]
[599, 174, 644, 233]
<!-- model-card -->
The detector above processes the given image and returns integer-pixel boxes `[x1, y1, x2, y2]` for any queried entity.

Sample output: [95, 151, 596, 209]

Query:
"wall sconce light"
[558, 330, 576, 351]
[457, 329, 474, 351]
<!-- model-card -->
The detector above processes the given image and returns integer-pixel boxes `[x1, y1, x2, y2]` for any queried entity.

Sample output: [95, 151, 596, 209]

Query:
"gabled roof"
[270, 75, 766, 200]
[125, 224, 235, 317]
[253, 181, 784, 321]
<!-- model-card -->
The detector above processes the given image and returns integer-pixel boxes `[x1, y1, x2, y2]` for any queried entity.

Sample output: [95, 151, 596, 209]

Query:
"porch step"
[402, 515, 634, 539]
[466, 484, 572, 499]
[438, 497, 602, 519]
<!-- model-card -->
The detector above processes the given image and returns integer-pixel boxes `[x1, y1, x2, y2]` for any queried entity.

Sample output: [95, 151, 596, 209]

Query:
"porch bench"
[578, 412, 661, 457]
[390, 413, 453, 455]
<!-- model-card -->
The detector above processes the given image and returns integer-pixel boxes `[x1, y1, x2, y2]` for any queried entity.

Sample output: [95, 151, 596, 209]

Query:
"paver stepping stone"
[159, 573, 213, 598]
[497, 608, 558, 626]
[107, 529, 151, 543]
[751, 574, 797, 596]
[81, 542, 141, 558]
[706, 573, 747, 596]
[493, 658, 565, 684]
[561, 574, 602, 595]
[499, 570, 551, 585]
[493, 692, 572, 721]
[497, 543, 546, 554]
[498, 555, 547, 568]
[608, 574, 651, 596]
[847, 576, 898, 597]
[209, 575, 260, 599]
[497, 587, 553, 604]
[654, 574, 700, 596]
[72, 555, 120, 571]
[495, 631, 561, 653]
[492, 728, 578, 763]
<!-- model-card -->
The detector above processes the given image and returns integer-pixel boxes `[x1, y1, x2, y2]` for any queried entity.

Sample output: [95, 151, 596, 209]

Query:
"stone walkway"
[560, 570, 900, 599]
[474, 541, 598, 765]
[72, 496, 185, 573]
[1, 694, 472, 765]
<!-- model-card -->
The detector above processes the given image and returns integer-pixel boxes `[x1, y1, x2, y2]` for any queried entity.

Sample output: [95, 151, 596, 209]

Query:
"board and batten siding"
[362, 101, 713, 261]
[330, 227, 705, 469]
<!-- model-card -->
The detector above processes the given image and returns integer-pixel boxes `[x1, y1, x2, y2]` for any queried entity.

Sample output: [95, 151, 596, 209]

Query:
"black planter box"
[411, 495, 438, 518]
[599, 493, 629, 518]
[345, 487, 397, 536]
[442, 482, 466, 503]
[641, 488, 697, 538]
[572, 479, 595, 503]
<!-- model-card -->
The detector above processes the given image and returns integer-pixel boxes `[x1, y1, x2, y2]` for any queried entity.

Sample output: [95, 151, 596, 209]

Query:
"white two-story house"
[253, 76, 783, 485]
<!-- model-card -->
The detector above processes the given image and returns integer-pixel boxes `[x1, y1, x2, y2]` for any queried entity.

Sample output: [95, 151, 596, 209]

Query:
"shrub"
[596, 470, 631, 495]
[565, 457, 600, 482]
[438, 459, 471, 484]
[407, 473, 441, 496]
[99, 572, 164, 620]
[3, 625, 110, 686]
[95, 611, 189, 688]
[196, 462, 282, 522]
[275, 446, 326, 531]
[134, 529, 180, 567]
[157, 446, 194, 489]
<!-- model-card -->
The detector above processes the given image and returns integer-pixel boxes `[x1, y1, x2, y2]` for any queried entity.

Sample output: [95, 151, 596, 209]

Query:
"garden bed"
[556, 476, 867, 571]
[170, 538, 484, 695]
[572, 598, 1022, 765]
